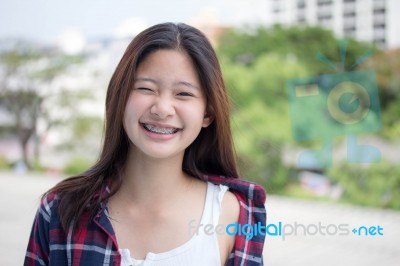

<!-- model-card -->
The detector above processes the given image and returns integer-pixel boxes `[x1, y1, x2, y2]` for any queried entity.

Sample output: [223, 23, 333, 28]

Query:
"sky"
[0, 0, 267, 46]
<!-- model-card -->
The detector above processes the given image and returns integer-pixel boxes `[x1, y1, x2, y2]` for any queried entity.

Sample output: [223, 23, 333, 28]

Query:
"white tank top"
[119, 182, 229, 266]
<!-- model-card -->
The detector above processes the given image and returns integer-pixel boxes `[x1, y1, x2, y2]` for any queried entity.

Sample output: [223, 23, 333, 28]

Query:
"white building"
[264, 0, 400, 49]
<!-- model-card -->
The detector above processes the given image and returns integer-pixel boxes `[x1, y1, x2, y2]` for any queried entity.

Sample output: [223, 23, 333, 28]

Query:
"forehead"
[135, 49, 200, 84]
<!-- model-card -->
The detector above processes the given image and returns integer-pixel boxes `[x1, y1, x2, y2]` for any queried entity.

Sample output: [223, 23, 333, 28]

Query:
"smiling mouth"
[142, 123, 180, 135]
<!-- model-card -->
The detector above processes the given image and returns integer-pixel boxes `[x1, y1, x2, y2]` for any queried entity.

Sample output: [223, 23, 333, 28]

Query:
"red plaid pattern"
[25, 175, 266, 265]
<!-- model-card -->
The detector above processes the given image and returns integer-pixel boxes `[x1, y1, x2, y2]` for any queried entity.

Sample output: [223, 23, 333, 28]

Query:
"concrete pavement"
[264, 195, 400, 266]
[0, 172, 62, 266]
[1, 171, 399, 265]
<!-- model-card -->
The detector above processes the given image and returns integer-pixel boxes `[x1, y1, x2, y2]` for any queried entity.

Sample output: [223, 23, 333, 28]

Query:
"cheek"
[123, 99, 139, 130]
[125, 95, 143, 116]
[183, 105, 207, 127]
[122, 109, 131, 137]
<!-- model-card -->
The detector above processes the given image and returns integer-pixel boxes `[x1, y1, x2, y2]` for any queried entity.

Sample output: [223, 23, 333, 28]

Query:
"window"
[373, 13, 386, 26]
[318, 14, 332, 21]
[273, 7, 281, 13]
[373, 0, 386, 10]
[317, 0, 333, 6]
[343, 8, 356, 18]
[374, 23, 386, 29]
[297, 16, 306, 23]
[343, 25, 356, 37]
[297, 0, 306, 9]
[373, 8, 386, 15]
[373, 38, 386, 49]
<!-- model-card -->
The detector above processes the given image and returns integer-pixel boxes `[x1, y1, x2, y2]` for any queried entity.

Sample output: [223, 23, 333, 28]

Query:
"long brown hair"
[50, 22, 239, 231]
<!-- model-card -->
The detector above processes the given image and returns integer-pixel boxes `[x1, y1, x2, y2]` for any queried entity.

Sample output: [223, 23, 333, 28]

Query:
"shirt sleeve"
[24, 194, 55, 266]
[205, 175, 267, 266]
[232, 186, 266, 266]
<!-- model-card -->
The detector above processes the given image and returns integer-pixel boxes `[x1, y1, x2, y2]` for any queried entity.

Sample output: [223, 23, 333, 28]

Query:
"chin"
[142, 149, 184, 160]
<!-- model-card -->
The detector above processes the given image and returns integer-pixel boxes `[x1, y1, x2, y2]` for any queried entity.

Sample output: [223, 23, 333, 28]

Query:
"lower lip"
[141, 124, 180, 141]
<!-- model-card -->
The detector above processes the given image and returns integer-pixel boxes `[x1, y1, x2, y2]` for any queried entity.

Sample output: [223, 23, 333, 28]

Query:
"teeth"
[144, 124, 178, 134]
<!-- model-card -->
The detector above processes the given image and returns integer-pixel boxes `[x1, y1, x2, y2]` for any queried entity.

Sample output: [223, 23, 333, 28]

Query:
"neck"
[116, 148, 194, 205]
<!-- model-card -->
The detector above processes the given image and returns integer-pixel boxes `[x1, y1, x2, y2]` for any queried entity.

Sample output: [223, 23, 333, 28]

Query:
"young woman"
[25, 22, 266, 266]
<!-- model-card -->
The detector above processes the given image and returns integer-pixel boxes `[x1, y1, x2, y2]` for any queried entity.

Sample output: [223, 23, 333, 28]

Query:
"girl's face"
[123, 49, 212, 160]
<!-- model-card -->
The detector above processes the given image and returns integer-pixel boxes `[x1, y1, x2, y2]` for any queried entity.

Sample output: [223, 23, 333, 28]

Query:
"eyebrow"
[175, 81, 199, 90]
[134, 77, 159, 84]
[134, 77, 200, 90]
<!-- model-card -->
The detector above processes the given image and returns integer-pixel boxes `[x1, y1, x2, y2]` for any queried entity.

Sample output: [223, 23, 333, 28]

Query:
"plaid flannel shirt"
[25, 175, 267, 266]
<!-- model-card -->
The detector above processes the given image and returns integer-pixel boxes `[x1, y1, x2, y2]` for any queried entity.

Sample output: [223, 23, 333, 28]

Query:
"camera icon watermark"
[286, 42, 382, 168]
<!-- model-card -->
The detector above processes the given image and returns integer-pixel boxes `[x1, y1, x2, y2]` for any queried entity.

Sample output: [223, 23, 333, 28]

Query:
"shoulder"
[204, 175, 266, 206]
[37, 191, 60, 222]
[220, 189, 240, 223]
[205, 174, 267, 230]
[205, 175, 267, 265]
[26, 191, 61, 260]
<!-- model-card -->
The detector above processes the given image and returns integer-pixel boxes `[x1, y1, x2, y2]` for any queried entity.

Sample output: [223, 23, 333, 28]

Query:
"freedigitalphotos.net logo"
[262, 221, 384, 240]
[188, 220, 384, 241]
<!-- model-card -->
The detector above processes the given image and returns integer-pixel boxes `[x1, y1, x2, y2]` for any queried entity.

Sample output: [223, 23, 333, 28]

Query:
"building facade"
[265, 0, 400, 49]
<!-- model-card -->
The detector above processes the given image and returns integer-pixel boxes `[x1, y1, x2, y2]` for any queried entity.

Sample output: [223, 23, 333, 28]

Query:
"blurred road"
[0, 171, 62, 266]
[265, 196, 400, 265]
[1, 172, 399, 266]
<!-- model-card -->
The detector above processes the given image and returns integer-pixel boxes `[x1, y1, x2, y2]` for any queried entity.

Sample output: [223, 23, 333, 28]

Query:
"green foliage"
[327, 163, 400, 210]
[31, 159, 46, 172]
[222, 53, 309, 192]
[361, 49, 400, 140]
[0, 43, 41, 67]
[0, 42, 84, 168]
[56, 115, 103, 158]
[0, 155, 11, 169]
[217, 24, 398, 201]
[71, 115, 103, 140]
[362, 49, 400, 108]
[381, 103, 400, 139]
[63, 157, 93, 176]
[217, 25, 375, 74]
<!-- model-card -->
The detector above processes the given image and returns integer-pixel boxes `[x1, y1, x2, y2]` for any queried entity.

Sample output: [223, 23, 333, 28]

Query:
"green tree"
[361, 49, 400, 139]
[327, 163, 400, 209]
[217, 25, 375, 74]
[221, 53, 309, 192]
[216, 25, 395, 193]
[0, 42, 82, 168]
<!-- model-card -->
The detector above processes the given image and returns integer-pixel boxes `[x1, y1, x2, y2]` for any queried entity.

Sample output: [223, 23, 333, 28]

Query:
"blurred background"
[0, 0, 399, 265]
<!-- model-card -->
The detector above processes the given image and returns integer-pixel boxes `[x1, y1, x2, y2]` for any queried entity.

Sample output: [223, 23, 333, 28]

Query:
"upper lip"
[140, 121, 181, 129]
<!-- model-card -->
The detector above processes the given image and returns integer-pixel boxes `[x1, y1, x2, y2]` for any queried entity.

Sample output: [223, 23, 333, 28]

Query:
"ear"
[202, 113, 214, 128]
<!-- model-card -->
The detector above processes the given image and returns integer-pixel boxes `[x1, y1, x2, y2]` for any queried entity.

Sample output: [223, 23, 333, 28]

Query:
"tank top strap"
[202, 182, 229, 226]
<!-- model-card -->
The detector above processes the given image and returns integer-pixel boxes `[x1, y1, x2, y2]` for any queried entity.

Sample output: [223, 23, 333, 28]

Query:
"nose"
[150, 96, 176, 119]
